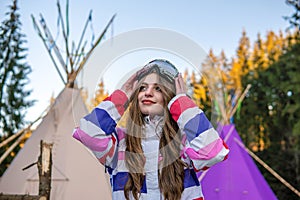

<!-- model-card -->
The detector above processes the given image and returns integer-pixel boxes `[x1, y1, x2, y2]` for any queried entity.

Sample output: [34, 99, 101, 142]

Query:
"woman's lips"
[142, 100, 155, 105]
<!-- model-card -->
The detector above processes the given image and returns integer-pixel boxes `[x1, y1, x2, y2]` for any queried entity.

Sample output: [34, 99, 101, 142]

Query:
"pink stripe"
[118, 151, 125, 160]
[181, 147, 187, 159]
[169, 96, 196, 121]
[101, 143, 116, 163]
[180, 135, 187, 158]
[185, 138, 224, 160]
[117, 128, 126, 140]
[158, 155, 163, 162]
[73, 128, 111, 152]
[181, 134, 187, 145]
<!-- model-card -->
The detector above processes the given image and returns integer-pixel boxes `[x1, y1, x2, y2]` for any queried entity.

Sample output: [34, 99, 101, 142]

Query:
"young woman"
[73, 59, 229, 200]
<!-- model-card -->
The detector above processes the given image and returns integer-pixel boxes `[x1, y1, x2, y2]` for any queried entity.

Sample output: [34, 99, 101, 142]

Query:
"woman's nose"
[144, 87, 153, 96]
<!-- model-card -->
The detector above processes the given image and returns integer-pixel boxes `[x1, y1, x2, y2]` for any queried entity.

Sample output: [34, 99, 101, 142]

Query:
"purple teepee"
[199, 124, 277, 200]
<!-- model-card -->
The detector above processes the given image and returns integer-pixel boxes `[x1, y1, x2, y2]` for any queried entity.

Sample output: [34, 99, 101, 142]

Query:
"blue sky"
[0, 0, 294, 122]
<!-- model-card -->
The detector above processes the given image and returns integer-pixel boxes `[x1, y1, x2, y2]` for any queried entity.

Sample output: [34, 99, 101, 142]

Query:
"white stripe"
[116, 159, 129, 172]
[97, 100, 122, 122]
[80, 118, 108, 138]
[191, 146, 229, 169]
[189, 128, 220, 151]
[176, 107, 203, 130]
[181, 185, 203, 200]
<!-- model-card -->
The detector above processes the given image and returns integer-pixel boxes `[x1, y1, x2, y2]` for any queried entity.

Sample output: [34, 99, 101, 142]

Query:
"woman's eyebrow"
[141, 82, 160, 86]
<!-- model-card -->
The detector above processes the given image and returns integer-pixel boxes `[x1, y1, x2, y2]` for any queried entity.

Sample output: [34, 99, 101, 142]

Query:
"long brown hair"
[124, 74, 186, 200]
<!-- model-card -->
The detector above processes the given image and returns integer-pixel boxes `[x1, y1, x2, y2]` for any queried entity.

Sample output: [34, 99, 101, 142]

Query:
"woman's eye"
[155, 86, 162, 92]
[139, 86, 147, 91]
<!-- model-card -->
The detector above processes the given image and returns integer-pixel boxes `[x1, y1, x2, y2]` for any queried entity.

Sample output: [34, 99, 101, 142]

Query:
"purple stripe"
[184, 168, 200, 188]
[84, 108, 116, 135]
[184, 112, 213, 142]
[73, 128, 111, 152]
[185, 138, 223, 160]
[113, 172, 147, 193]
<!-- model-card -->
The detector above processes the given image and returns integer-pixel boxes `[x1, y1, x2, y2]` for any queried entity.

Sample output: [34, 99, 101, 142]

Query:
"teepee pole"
[0, 106, 48, 163]
[72, 10, 93, 68]
[31, 15, 66, 85]
[0, 128, 25, 148]
[234, 138, 300, 197]
[0, 130, 28, 165]
[74, 14, 116, 78]
[38, 14, 68, 74]
[0, 109, 46, 148]
[57, 0, 73, 70]
[227, 84, 251, 120]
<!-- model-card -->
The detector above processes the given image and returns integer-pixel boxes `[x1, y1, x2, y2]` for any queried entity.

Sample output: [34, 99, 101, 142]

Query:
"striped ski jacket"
[73, 90, 229, 200]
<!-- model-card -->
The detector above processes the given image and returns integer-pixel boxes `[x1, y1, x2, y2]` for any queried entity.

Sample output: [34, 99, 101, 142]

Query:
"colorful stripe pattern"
[168, 94, 229, 171]
[73, 90, 229, 199]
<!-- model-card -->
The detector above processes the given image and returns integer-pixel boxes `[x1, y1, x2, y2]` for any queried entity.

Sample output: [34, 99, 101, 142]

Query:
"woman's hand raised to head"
[121, 72, 138, 98]
[175, 73, 187, 95]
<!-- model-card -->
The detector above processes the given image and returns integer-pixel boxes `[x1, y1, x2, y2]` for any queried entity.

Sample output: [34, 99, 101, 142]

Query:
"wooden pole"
[0, 194, 40, 200]
[0, 108, 46, 149]
[0, 130, 28, 165]
[234, 138, 300, 198]
[227, 84, 251, 120]
[38, 141, 53, 200]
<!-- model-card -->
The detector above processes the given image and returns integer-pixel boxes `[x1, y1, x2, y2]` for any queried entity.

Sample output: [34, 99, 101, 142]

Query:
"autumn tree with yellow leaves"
[87, 79, 109, 111]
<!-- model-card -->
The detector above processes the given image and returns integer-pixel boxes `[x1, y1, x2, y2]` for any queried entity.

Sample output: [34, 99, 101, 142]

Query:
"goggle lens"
[137, 59, 179, 83]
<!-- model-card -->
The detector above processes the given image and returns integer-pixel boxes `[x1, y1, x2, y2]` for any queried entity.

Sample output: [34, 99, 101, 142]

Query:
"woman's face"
[138, 73, 164, 116]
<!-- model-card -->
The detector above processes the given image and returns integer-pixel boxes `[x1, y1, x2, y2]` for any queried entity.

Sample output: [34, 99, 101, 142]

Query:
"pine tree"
[284, 0, 300, 36]
[236, 29, 252, 75]
[0, 0, 34, 136]
[251, 33, 268, 71]
[89, 79, 108, 110]
[265, 31, 283, 65]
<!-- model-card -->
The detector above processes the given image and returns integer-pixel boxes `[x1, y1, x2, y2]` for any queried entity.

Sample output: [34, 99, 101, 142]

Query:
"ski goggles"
[137, 59, 179, 84]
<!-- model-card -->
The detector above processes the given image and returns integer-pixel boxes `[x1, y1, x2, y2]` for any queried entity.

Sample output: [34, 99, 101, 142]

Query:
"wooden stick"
[0, 110, 45, 149]
[0, 130, 28, 165]
[0, 128, 25, 149]
[227, 84, 251, 119]
[31, 15, 66, 85]
[234, 138, 300, 197]
[38, 141, 53, 200]
[0, 194, 40, 200]
[74, 14, 116, 79]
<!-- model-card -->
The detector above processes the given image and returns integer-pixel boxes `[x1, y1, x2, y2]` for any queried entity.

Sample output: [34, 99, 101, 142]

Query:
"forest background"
[0, 0, 299, 199]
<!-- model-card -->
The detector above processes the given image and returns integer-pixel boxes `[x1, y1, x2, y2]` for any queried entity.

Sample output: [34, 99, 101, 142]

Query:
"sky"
[0, 0, 295, 123]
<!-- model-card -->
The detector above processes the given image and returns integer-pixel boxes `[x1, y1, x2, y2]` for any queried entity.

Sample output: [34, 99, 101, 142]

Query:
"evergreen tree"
[251, 33, 268, 71]
[0, 0, 34, 136]
[256, 42, 300, 200]
[285, 0, 300, 33]
[265, 31, 283, 64]
[236, 29, 252, 75]
[235, 36, 300, 199]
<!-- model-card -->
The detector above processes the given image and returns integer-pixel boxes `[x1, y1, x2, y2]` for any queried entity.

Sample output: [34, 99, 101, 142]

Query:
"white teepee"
[0, 87, 112, 199]
[0, 1, 116, 199]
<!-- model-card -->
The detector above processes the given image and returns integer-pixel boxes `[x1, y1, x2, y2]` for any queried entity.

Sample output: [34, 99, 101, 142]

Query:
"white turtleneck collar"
[143, 115, 164, 138]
